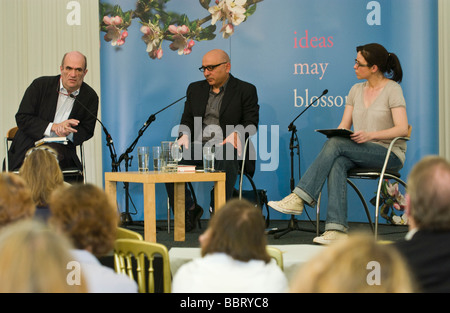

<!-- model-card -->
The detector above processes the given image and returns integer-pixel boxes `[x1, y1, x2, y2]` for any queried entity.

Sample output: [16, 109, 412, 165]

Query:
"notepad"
[315, 128, 354, 138]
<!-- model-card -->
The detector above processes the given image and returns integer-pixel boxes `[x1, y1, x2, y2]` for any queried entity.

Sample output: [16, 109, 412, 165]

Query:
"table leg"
[143, 182, 156, 242]
[104, 179, 117, 203]
[214, 179, 226, 211]
[174, 182, 185, 241]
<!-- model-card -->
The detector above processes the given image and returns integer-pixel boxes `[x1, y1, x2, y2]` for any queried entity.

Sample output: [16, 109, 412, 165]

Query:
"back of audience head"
[0, 173, 35, 228]
[290, 233, 417, 293]
[0, 219, 86, 293]
[19, 146, 64, 207]
[200, 198, 270, 263]
[406, 155, 450, 231]
[49, 183, 118, 256]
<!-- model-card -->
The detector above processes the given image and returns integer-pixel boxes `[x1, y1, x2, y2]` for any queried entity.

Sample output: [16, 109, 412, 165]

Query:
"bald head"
[203, 49, 230, 63]
[61, 51, 87, 70]
[201, 49, 231, 91]
[59, 51, 88, 93]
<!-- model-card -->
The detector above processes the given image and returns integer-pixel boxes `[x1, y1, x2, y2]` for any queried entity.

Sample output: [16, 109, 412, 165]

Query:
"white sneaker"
[268, 193, 304, 215]
[313, 230, 348, 245]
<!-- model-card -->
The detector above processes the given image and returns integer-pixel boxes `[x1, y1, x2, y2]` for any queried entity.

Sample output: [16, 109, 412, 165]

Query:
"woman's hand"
[350, 131, 372, 144]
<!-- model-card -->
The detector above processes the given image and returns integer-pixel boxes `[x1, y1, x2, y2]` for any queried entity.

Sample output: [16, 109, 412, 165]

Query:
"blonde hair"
[0, 173, 35, 227]
[0, 220, 86, 293]
[290, 233, 417, 293]
[19, 146, 64, 207]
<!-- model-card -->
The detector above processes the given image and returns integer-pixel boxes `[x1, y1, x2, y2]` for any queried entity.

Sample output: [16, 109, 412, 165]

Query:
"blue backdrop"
[99, 0, 438, 224]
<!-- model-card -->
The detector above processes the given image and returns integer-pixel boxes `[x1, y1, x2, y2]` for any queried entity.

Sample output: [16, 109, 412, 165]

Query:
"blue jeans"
[293, 136, 403, 233]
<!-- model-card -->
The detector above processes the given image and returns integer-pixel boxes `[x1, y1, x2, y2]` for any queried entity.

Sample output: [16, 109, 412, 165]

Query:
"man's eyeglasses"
[355, 59, 370, 68]
[199, 62, 228, 73]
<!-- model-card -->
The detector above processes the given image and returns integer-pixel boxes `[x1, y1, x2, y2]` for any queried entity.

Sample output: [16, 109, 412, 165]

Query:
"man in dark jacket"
[7, 51, 99, 181]
[395, 156, 450, 292]
[167, 49, 259, 231]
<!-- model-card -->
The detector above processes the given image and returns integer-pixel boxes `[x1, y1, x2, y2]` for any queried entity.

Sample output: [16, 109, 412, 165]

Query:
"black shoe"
[186, 204, 203, 232]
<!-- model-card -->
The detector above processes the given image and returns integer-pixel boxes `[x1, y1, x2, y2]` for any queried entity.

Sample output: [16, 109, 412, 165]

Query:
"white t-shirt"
[172, 253, 288, 293]
[346, 80, 407, 164]
[71, 249, 138, 293]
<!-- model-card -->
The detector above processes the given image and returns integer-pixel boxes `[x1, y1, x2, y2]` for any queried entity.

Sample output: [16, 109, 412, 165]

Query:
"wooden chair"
[114, 227, 143, 272]
[3, 127, 19, 172]
[116, 227, 143, 241]
[266, 246, 284, 271]
[114, 239, 172, 293]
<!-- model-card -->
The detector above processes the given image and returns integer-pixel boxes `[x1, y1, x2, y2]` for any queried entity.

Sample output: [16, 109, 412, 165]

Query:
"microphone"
[69, 94, 112, 142]
[69, 94, 119, 171]
[288, 89, 328, 131]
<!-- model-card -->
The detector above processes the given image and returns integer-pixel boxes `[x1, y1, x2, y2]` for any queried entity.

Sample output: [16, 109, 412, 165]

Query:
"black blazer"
[395, 230, 450, 293]
[180, 74, 259, 140]
[179, 74, 259, 175]
[7, 75, 99, 171]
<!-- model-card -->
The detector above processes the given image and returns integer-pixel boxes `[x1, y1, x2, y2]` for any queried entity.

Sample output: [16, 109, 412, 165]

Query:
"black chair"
[316, 125, 412, 239]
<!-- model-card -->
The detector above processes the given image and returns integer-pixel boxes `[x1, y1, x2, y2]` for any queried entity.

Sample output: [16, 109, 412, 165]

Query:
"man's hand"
[221, 132, 242, 156]
[52, 119, 80, 137]
[178, 134, 190, 149]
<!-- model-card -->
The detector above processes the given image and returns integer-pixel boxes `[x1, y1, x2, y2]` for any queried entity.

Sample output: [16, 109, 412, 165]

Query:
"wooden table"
[104, 171, 226, 242]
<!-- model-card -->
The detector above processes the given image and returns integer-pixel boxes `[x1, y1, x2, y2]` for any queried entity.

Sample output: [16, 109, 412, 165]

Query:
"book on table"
[315, 128, 354, 138]
[35, 137, 68, 146]
[177, 165, 196, 173]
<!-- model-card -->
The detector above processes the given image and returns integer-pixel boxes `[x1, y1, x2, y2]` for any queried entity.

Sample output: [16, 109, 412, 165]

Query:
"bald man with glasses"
[167, 49, 260, 231]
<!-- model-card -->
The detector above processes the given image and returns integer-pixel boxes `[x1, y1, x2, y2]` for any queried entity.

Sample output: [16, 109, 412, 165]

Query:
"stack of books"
[177, 165, 196, 173]
[35, 137, 68, 146]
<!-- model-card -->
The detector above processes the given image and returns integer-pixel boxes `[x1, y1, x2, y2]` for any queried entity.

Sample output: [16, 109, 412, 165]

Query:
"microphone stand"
[69, 94, 118, 173]
[103, 125, 119, 173]
[117, 96, 187, 225]
[269, 90, 328, 239]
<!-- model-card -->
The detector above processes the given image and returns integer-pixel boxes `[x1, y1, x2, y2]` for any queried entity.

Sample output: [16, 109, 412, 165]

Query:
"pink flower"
[386, 181, 399, 197]
[168, 25, 195, 56]
[103, 15, 123, 26]
[183, 40, 195, 55]
[140, 23, 163, 55]
[103, 15, 127, 46]
[168, 25, 189, 35]
[220, 23, 234, 38]
[149, 48, 163, 60]
[208, 0, 247, 38]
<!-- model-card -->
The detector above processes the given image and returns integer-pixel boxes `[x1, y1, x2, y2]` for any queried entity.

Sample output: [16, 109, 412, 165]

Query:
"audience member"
[0, 173, 35, 228]
[395, 155, 450, 292]
[0, 219, 87, 293]
[19, 146, 65, 222]
[172, 199, 288, 293]
[49, 183, 138, 293]
[290, 233, 417, 293]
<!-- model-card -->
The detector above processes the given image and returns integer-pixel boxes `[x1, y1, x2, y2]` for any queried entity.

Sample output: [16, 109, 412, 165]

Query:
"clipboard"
[315, 128, 354, 138]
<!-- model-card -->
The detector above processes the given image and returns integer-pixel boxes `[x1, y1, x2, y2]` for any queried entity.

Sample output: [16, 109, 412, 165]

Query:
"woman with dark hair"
[269, 43, 409, 245]
[172, 199, 288, 293]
